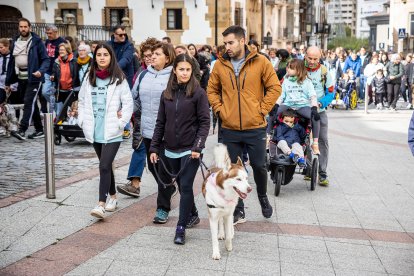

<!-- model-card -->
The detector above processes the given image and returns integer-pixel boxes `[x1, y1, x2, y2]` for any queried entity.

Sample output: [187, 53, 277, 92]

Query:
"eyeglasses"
[115, 33, 126, 37]
[144, 54, 152, 59]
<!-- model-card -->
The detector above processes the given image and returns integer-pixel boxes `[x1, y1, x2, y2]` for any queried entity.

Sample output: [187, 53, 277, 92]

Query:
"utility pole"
[261, 0, 265, 48]
[215, 0, 218, 46]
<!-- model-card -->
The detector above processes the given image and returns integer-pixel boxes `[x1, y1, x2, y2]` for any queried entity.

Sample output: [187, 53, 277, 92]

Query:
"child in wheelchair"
[273, 109, 307, 168]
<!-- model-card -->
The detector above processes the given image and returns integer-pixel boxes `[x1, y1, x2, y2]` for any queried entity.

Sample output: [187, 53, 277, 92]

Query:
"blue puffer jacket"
[274, 122, 306, 147]
[108, 35, 135, 88]
[409, 111, 414, 156]
[6, 32, 49, 85]
[138, 65, 173, 139]
[343, 56, 362, 77]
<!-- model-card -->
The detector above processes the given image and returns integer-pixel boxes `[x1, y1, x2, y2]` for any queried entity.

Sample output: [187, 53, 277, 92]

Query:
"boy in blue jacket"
[273, 109, 307, 167]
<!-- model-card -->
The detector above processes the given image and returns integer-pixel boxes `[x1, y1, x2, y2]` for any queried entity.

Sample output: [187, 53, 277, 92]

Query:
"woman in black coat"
[150, 54, 210, 245]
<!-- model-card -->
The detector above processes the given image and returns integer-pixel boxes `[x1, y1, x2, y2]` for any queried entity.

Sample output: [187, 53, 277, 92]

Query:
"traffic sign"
[398, 28, 406, 39]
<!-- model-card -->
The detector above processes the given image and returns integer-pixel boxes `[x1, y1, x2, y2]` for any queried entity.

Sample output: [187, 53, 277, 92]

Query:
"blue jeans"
[42, 73, 55, 112]
[127, 141, 146, 180]
[359, 75, 367, 100]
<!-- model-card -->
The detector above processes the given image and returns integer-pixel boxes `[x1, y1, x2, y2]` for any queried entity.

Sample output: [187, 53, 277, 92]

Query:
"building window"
[234, 7, 243, 26]
[61, 9, 77, 23]
[167, 9, 182, 30]
[411, 14, 414, 36]
[104, 7, 129, 27]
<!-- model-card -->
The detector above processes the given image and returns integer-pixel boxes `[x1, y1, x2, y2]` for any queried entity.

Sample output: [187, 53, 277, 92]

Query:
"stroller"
[267, 112, 319, 196]
[54, 90, 84, 145]
[331, 79, 358, 110]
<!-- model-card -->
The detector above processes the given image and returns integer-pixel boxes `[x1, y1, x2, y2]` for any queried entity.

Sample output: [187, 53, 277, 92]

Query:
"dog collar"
[206, 173, 237, 208]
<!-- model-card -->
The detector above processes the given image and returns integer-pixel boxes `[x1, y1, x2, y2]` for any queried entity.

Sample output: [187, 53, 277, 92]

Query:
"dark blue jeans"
[127, 141, 146, 180]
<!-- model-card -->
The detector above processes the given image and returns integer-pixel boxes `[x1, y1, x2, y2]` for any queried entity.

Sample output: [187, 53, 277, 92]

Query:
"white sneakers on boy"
[90, 205, 105, 219]
[105, 198, 118, 212]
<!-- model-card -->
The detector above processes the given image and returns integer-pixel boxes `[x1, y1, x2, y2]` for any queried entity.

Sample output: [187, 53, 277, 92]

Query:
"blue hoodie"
[409, 111, 414, 156]
[274, 122, 306, 147]
[343, 56, 362, 77]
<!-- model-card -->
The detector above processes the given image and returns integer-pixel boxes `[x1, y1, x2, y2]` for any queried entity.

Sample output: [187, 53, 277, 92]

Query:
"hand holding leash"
[150, 153, 158, 163]
[191, 151, 200, 159]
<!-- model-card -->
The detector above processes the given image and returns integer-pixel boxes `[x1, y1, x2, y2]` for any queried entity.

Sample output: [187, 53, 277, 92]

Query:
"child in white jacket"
[78, 43, 133, 219]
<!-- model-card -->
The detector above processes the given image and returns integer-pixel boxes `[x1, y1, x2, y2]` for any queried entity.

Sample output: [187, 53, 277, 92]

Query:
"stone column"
[65, 13, 77, 38]
[121, 17, 131, 39]
[54, 17, 63, 24]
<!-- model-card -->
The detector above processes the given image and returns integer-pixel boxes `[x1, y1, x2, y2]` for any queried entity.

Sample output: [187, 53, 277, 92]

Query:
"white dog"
[202, 144, 252, 260]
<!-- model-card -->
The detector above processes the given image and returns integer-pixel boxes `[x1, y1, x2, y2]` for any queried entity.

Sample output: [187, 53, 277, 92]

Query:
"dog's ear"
[236, 156, 243, 167]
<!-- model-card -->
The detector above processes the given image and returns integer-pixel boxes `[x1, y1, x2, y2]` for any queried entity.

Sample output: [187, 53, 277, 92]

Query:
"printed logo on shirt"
[46, 44, 56, 58]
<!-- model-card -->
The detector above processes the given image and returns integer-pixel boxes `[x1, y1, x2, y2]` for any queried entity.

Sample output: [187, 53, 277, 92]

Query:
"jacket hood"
[147, 65, 173, 75]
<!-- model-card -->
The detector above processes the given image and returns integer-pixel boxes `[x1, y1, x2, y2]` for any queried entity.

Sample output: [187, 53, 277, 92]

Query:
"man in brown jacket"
[207, 25, 281, 224]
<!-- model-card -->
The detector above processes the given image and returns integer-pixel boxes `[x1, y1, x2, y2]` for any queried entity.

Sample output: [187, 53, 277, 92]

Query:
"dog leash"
[152, 156, 210, 188]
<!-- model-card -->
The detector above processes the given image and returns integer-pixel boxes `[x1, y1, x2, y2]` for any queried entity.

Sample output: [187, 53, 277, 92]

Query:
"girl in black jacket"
[150, 54, 210, 245]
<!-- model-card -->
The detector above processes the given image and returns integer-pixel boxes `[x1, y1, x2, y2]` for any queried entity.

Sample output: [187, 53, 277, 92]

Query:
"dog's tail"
[214, 143, 231, 171]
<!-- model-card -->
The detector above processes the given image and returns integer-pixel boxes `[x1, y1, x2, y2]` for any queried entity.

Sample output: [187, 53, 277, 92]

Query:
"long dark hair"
[89, 43, 125, 86]
[164, 54, 199, 100]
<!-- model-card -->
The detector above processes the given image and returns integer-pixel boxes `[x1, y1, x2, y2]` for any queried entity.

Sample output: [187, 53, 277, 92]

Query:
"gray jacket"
[385, 62, 404, 83]
[138, 65, 173, 139]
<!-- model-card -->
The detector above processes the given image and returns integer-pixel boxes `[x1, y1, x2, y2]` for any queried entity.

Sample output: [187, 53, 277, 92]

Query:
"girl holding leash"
[78, 43, 133, 219]
[150, 53, 210, 245]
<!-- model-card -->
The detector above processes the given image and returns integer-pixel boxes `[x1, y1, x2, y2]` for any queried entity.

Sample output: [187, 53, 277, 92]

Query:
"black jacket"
[371, 76, 387, 94]
[150, 85, 210, 154]
[6, 32, 49, 85]
[406, 63, 414, 85]
[52, 55, 80, 91]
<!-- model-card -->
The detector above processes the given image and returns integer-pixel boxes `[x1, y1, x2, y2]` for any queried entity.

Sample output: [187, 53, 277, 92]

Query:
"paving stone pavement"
[0, 129, 132, 199]
[0, 109, 414, 275]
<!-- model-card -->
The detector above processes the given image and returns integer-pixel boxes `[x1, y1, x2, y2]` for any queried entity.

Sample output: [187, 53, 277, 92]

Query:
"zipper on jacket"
[242, 71, 247, 89]
[235, 73, 243, 131]
[229, 72, 235, 89]
[175, 91, 180, 141]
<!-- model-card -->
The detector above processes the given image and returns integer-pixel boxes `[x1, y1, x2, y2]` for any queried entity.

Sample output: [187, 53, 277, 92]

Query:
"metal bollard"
[44, 113, 56, 199]
[364, 82, 369, 114]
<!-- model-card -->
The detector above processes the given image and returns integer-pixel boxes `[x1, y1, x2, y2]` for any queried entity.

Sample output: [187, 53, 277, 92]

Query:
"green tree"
[328, 37, 369, 51]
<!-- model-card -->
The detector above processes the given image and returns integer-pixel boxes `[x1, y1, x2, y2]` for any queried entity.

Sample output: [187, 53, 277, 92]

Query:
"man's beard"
[20, 31, 29, 37]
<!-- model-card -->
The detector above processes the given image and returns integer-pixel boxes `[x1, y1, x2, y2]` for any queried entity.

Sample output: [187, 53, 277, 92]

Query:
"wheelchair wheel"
[350, 90, 358, 110]
[310, 158, 319, 191]
[54, 134, 61, 145]
[64, 136, 76, 142]
[274, 170, 283, 197]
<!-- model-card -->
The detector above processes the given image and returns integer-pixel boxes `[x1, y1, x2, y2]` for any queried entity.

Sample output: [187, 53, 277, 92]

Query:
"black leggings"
[93, 142, 121, 202]
[387, 83, 401, 109]
[166, 155, 200, 227]
[143, 138, 176, 212]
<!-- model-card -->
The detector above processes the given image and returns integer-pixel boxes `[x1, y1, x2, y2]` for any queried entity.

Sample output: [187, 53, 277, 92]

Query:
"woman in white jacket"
[78, 43, 133, 219]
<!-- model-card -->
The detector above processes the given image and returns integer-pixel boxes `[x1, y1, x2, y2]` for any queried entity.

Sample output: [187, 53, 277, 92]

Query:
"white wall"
[39, 0, 104, 24]
[181, 0, 211, 44]
[131, 1, 166, 44]
[376, 24, 388, 50]
[1, 0, 35, 21]
[356, 0, 387, 38]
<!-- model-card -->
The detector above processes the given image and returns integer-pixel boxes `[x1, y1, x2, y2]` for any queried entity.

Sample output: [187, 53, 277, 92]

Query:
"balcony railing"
[77, 25, 111, 41]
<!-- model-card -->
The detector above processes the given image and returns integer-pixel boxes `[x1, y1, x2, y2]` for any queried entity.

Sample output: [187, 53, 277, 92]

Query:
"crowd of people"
[2, 17, 414, 245]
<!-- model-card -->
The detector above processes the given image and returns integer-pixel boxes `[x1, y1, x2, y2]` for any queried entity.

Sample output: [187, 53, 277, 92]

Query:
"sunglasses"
[115, 33, 126, 37]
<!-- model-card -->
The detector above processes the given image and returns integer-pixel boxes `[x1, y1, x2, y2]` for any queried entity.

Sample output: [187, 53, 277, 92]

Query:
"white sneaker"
[407, 104, 413, 109]
[90, 205, 105, 219]
[105, 198, 118, 212]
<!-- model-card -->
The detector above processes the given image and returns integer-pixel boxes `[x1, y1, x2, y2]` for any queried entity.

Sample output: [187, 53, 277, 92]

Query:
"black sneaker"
[186, 213, 200, 228]
[11, 130, 26, 140]
[28, 131, 44, 139]
[233, 209, 246, 225]
[259, 195, 273, 218]
[174, 226, 185, 245]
